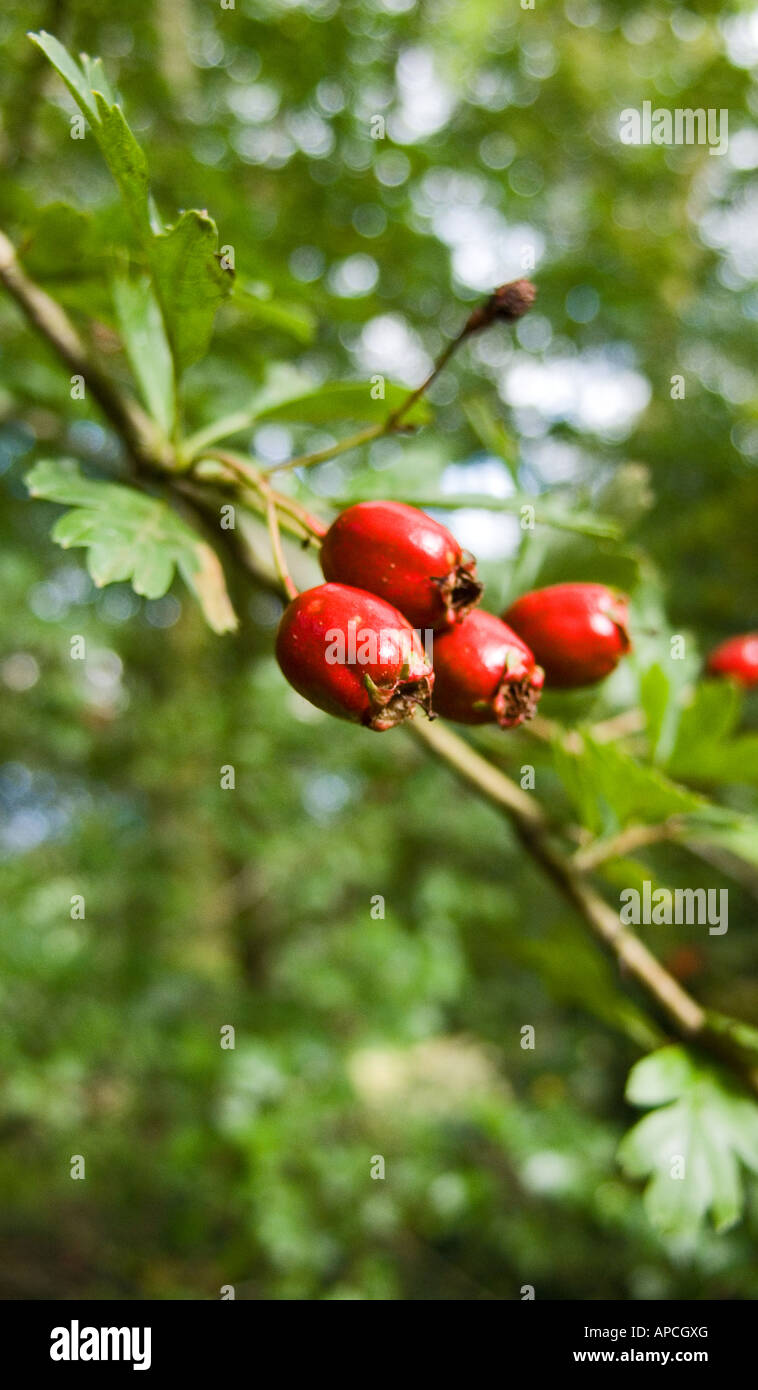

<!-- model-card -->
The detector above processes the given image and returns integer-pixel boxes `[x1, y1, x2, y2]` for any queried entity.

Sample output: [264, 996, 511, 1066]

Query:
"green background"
[1, 0, 758, 1299]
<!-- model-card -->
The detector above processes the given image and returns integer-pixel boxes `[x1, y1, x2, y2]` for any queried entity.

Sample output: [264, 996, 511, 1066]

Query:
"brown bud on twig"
[463, 278, 537, 335]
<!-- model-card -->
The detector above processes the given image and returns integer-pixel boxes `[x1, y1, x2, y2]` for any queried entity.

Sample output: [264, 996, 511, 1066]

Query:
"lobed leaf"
[619, 1045, 758, 1236]
[26, 459, 237, 633]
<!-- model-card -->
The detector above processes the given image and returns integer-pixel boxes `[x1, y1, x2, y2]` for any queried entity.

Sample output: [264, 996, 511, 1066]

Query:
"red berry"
[276, 583, 434, 731]
[706, 633, 758, 687]
[503, 583, 631, 689]
[320, 500, 482, 631]
[431, 609, 544, 727]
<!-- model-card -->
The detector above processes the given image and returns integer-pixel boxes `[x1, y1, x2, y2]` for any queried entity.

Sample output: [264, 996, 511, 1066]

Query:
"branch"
[0, 228, 172, 470]
[409, 717, 758, 1096]
[572, 820, 683, 872]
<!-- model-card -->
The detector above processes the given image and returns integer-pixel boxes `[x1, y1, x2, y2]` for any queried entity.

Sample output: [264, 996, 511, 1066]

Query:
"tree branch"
[0, 228, 172, 470]
[409, 716, 758, 1096]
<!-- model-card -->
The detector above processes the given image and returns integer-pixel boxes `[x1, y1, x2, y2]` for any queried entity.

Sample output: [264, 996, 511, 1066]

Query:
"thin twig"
[264, 423, 389, 477]
[264, 277, 536, 478]
[385, 334, 462, 430]
[573, 820, 683, 872]
[264, 493, 298, 601]
[206, 449, 327, 540]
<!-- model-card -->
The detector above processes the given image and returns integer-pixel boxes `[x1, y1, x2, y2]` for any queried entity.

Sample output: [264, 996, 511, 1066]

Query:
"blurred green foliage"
[2, 0, 758, 1300]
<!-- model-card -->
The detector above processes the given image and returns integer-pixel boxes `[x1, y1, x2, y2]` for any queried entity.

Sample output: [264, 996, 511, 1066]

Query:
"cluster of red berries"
[275, 501, 633, 731]
[276, 500, 758, 731]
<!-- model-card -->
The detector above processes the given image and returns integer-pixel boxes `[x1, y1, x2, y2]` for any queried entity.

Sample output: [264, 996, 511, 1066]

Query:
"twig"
[264, 494, 297, 601]
[265, 276, 537, 478]
[264, 423, 389, 477]
[572, 820, 683, 872]
[207, 449, 327, 539]
[385, 335, 462, 430]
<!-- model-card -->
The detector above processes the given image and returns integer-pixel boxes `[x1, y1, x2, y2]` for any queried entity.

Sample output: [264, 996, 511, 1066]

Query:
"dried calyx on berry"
[320, 500, 483, 631]
[275, 583, 434, 731]
[463, 278, 537, 335]
[706, 633, 758, 688]
[431, 609, 544, 728]
[503, 582, 631, 690]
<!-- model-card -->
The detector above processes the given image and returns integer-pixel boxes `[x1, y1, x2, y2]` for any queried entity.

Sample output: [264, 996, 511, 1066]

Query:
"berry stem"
[201, 448, 309, 598]
[265, 277, 537, 477]
[384, 334, 462, 431]
[264, 493, 298, 601]
[203, 448, 327, 541]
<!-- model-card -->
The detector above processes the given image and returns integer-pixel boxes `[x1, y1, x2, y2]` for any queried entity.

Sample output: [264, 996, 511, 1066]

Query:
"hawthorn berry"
[431, 609, 544, 727]
[275, 582, 434, 731]
[503, 583, 631, 689]
[320, 500, 482, 632]
[706, 633, 758, 687]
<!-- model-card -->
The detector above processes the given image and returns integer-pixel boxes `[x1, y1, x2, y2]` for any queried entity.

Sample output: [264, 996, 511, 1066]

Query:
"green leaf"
[239, 281, 316, 344]
[666, 680, 758, 785]
[618, 1045, 758, 1236]
[111, 272, 176, 435]
[672, 679, 742, 752]
[92, 92, 152, 241]
[462, 395, 519, 484]
[28, 38, 151, 239]
[80, 53, 116, 105]
[254, 380, 432, 428]
[625, 1045, 697, 1106]
[552, 737, 605, 836]
[553, 735, 702, 833]
[148, 211, 233, 372]
[639, 663, 671, 762]
[684, 807, 758, 875]
[26, 459, 237, 634]
[28, 30, 98, 121]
